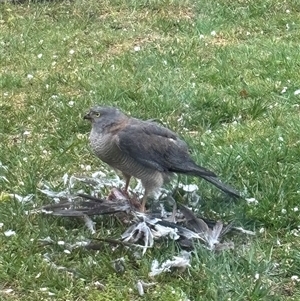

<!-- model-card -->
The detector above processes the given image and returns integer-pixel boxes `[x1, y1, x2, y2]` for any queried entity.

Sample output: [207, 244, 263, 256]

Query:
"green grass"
[1, 0, 300, 299]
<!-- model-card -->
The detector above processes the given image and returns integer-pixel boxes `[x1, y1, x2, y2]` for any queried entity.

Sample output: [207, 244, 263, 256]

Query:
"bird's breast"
[89, 131, 130, 168]
[89, 131, 115, 161]
[89, 130, 166, 183]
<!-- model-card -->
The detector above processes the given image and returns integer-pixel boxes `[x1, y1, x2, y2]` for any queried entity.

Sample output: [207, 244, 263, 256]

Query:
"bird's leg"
[124, 175, 131, 193]
[140, 190, 149, 213]
[121, 173, 131, 198]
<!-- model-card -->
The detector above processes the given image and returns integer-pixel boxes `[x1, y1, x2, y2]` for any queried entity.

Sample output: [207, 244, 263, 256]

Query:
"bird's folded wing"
[116, 121, 213, 177]
[116, 122, 186, 171]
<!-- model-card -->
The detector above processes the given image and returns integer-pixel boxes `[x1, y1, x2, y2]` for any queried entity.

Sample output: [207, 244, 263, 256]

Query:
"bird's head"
[84, 106, 127, 132]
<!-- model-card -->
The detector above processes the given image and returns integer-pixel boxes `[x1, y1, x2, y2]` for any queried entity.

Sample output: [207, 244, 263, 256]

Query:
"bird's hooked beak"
[83, 111, 92, 120]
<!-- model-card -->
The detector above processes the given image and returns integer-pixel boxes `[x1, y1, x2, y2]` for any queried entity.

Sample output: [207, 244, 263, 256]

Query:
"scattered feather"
[149, 251, 191, 277]
[1, 288, 14, 294]
[152, 223, 180, 240]
[122, 221, 154, 255]
[4, 230, 16, 237]
[294, 89, 300, 95]
[82, 214, 96, 234]
[38, 236, 55, 244]
[38, 172, 254, 257]
[39, 188, 71, 199]
[138, 280, 157, 288]
[179, 204, 235, 250]
[93, 281, 105, 290]
[205, 221, 224, 250]
[69, 240, 90, 249]
[233, 227, 256, 235]
[214, 241, 235, 252]
[178, 183, 198, 192]
[39, 193, 132, 218]
[42, 252, 79, 277]
[62, 173, 69, 186]
[136, 280, 144, 296]
[136, 279, 157, 296]
[9, 194, 34, 203]
[246, 197, 259, 205]
[112, 257, 125, 274]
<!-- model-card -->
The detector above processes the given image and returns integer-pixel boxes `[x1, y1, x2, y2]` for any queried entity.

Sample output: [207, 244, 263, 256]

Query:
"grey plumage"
[84, 106, 240, 211]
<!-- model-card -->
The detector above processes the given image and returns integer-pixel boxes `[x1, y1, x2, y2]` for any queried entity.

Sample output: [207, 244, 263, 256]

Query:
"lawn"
[1, 0, 300, 300]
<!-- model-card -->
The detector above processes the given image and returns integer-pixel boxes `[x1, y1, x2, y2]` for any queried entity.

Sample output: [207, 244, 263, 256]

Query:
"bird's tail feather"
[172, 163, 217, 178]
[201, 175, 241, 198]
[175, 164, 241, 198]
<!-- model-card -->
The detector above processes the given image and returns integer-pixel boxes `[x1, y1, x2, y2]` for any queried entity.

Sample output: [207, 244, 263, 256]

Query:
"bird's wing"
[116, 120, 213, 176]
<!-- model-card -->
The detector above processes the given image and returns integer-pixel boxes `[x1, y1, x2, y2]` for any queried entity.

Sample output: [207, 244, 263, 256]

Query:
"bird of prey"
[84, 106, 240, 211]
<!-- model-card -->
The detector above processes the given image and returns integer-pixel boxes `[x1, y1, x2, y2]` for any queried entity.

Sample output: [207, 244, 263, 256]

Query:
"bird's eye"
[95, 112, 101, 117]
